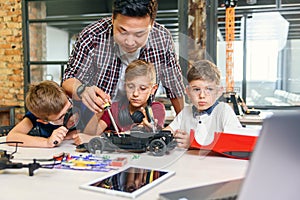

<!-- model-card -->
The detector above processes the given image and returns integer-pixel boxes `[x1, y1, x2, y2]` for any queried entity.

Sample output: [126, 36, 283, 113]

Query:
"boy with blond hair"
[74, 59, 165, 145]
[165, 60, 242, 149]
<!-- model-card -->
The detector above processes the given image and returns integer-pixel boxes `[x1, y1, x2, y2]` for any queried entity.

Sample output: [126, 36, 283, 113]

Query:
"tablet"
[80, 165, 175, 199]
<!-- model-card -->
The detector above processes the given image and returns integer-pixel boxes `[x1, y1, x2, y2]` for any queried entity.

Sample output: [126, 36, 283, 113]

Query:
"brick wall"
[0, 1, 46, 126]
[0, 0, 24, 125]
[28, 2, 46, 83]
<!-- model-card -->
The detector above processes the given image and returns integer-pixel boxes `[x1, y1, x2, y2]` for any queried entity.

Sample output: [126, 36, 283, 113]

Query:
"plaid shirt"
[63, 17, 185, 99]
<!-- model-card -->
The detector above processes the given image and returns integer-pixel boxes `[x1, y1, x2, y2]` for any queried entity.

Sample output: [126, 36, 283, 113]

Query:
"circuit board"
[53, 154, 127, 172]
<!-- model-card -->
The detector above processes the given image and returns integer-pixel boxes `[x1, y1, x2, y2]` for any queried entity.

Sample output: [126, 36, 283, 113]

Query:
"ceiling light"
[247, 0, 257, 4]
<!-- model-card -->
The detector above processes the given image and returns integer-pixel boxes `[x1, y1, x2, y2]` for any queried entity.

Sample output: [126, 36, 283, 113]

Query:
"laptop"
[160, 112, 300, 200]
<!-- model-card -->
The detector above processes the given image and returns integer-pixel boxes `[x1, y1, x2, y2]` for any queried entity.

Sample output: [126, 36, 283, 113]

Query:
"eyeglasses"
[62, 107, 80, 130]
[45, 100, 72, 125]
[189, 86, 217, 96]
[46, 107, 80, 130]
[125, 83, 153, 94]
[44, 100, 80, 130]
[46, 110, 68, 126]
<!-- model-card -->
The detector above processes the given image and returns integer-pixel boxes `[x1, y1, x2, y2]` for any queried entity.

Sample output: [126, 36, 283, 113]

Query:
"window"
[23, 0, 179, 88]
[217, 1, 300, 108]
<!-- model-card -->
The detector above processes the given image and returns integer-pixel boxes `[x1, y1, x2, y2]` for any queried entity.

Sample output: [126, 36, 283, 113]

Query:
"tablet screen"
[80, 166, 175, 198]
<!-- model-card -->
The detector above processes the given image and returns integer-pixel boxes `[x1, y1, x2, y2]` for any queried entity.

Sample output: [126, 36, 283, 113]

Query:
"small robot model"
[86, 129, 177, 156]
[79, 102, 177, 156]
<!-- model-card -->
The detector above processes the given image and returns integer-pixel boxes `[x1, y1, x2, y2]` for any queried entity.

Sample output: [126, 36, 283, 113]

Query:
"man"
[62, 0, 185, 115]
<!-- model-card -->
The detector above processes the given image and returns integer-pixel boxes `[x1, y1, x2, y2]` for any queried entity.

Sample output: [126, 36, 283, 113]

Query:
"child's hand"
[73, 133, 96, 145]
[142, 117, 158, 130]
[48, 126, 68, 147]
[174, 129, 190, 149]
[140, 107, 157, 131]
[65, 129, 78, 140]
[72, 133, 83, 146]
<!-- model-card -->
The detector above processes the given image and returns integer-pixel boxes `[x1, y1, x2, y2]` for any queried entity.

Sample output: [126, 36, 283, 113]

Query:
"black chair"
[0, 125, 14, 137]
[0, 126, 40, 137]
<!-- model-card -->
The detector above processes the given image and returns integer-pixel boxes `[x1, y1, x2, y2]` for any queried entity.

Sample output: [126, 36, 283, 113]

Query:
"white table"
[0, 137, 248, 200]
[238, 111, 274, 126]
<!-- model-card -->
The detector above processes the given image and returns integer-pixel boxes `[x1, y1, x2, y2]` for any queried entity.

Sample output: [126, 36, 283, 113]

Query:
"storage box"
[190, 129, 259, 160]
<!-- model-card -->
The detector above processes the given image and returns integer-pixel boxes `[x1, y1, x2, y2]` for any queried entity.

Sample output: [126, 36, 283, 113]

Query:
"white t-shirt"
[114, 47, 141, 100]
[169, 102, 242, 145]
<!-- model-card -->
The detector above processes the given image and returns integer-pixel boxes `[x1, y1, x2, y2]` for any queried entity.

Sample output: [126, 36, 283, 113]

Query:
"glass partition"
[217, 4, 300, 109]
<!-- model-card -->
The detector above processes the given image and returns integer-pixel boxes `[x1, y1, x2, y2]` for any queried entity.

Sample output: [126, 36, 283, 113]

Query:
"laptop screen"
[238, 112, 300, 200]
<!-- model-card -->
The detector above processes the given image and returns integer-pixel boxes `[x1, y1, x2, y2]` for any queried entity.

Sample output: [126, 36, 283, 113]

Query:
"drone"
[0, 141, 66, 176]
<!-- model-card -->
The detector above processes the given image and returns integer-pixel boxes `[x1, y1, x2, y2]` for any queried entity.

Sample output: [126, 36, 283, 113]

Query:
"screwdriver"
[103, 103, 120, 135]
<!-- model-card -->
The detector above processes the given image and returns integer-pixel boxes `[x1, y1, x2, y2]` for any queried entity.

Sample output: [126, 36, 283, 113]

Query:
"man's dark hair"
[113, 0, 158, 21]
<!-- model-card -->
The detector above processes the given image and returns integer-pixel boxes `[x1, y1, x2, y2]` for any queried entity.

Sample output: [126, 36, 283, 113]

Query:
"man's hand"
[81, 85, 111, 113]
[62, 79, 111, 113]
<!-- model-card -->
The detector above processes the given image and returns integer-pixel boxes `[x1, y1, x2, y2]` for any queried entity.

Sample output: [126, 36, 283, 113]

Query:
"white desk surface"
[166, 110, 274, 126]
[0, 137, 248, 200]
[238, 111, 273, 125]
